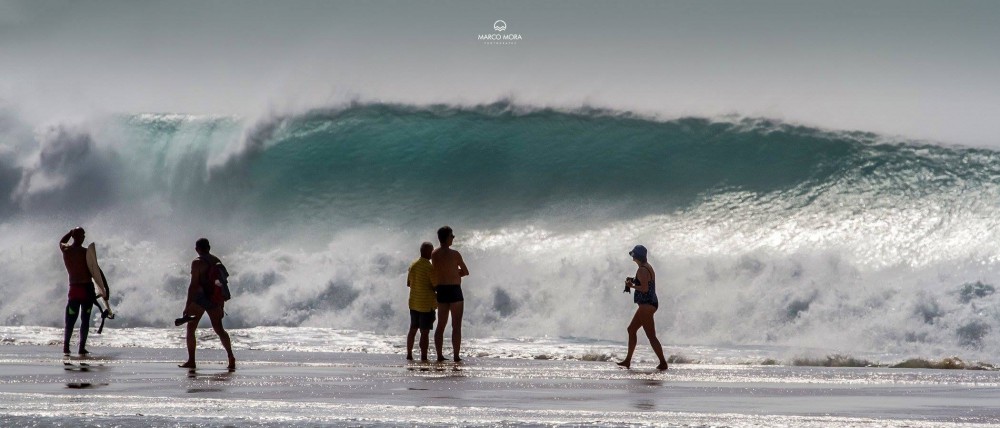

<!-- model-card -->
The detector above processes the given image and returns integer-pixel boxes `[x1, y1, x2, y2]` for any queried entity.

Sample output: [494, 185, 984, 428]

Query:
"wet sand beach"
[3, 344, 1000, 427]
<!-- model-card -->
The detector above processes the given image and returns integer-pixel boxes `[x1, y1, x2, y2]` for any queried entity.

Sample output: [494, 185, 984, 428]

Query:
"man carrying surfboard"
[59, 227, 96, 355]
[178, 238, 236, 370]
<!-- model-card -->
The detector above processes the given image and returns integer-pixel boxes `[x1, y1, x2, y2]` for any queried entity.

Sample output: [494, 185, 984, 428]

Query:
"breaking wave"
[2, 102, 1000, 360]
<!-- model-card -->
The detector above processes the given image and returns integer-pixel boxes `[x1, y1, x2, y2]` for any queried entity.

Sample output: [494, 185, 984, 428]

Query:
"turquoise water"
[8, 103, 999, 227]
[2, 103, 1000, 360]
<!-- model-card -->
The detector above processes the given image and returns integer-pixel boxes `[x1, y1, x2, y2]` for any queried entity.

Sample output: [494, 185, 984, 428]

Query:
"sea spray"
[2, 102, 1000, 360]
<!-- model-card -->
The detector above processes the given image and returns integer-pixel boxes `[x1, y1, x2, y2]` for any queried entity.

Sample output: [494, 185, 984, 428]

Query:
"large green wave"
[203, 103, 1000, 228]
[4, 103, 1000, 352]
[5, 102, 999, 230]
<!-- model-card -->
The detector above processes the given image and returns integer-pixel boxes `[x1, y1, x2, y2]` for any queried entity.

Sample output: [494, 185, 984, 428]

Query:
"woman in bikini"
[618, 245, 669, 370]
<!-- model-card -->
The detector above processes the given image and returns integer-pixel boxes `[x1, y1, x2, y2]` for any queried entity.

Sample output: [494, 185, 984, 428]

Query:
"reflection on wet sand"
[184, 368, 233, 393]
[66, 382, 108, 389]
[633, 399, 655, 411]
[63, 360, 111, 389]
[63, 362, 110, 373]
[406, 364, 463, 374]
[186, 369, 233, 381]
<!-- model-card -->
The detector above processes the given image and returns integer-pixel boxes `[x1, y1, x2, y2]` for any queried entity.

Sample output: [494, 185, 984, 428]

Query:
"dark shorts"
[409, 309, 435, 330]
[194, 293, 223, 312]
[68, 282, 95, 302]
[435, 284, 464, 304]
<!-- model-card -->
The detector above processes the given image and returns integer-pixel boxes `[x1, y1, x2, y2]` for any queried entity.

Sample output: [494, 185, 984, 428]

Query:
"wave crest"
[2, 102, 1000, 358]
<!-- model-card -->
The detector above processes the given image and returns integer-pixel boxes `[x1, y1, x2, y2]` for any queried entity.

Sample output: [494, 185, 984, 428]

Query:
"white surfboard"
[85, 243, 112, 312]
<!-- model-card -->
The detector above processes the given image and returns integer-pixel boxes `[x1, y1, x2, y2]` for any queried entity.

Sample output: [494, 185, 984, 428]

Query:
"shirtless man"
[60, 227, 96, 355]
[179, 238, 236, 370]
[431, 226, 469, 362]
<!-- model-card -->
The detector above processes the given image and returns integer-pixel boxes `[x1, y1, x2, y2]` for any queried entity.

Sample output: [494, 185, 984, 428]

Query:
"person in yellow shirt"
[406, 242, 437, 361]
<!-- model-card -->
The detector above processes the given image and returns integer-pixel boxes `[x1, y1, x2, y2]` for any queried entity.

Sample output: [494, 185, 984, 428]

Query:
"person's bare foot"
[420, 358, 430, 363]
[227, 357, 236, 371]
[178, 361, 196, 369]
[63, 348, 71, 355]
[436, 356, 447, 362]
[78, 349, 90, 356]
[616, 360, 631, 369]
[406, 354, 414, 361]
[453, 357, 462, 363]
[656, 362, 669, 371]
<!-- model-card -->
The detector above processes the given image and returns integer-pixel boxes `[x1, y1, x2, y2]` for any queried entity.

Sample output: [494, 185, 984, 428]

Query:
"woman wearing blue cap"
[618, 244, 669, 370]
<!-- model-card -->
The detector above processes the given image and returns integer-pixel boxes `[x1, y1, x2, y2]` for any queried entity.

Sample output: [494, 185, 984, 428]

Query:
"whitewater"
[2, 101, 1000, 362]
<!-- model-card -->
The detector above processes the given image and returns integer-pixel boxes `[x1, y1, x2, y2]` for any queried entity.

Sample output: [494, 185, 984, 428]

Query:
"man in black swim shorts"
[435, 284, 463, 304]
[431, 226, 469, 362]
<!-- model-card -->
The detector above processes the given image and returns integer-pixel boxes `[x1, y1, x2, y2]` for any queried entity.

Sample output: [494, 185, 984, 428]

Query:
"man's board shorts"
[68, 282, 95, 302]
[409, 309, 435, 330]
[194, 293, 223, 312]
[435, 284, 464, 304]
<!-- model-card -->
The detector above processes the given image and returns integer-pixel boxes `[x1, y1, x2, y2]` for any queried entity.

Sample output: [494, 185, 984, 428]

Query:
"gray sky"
[1, 0, 998, 146]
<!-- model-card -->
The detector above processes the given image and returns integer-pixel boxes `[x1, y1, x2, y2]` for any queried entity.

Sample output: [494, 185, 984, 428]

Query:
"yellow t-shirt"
[407, 258, 436, 312]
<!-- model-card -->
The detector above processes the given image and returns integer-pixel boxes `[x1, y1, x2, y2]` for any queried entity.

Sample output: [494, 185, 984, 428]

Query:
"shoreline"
[3, 344, 1000, 426]
[3, 325, 996, 371]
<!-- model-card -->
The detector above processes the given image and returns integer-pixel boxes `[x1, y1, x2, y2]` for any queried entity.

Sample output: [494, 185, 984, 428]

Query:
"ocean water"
[2, 102, 1000, 362]
[0, 325, 890, 365]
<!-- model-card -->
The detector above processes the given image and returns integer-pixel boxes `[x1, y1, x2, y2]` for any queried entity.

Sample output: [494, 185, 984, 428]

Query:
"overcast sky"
[1, 0, 998, 146]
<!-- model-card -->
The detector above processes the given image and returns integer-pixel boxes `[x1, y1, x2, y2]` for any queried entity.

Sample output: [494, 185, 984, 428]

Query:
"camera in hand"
[624, 277, 633, 294]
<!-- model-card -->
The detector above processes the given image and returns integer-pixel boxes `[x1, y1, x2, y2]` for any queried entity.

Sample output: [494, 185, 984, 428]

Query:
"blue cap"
[629, 245, 647, 259]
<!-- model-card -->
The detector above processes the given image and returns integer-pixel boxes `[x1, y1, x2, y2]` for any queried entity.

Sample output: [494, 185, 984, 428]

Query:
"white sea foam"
[2, 106, 1000, 362]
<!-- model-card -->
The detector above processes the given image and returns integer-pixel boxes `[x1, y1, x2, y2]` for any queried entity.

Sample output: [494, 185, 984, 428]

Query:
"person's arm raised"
[59, 229, 74, 251]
